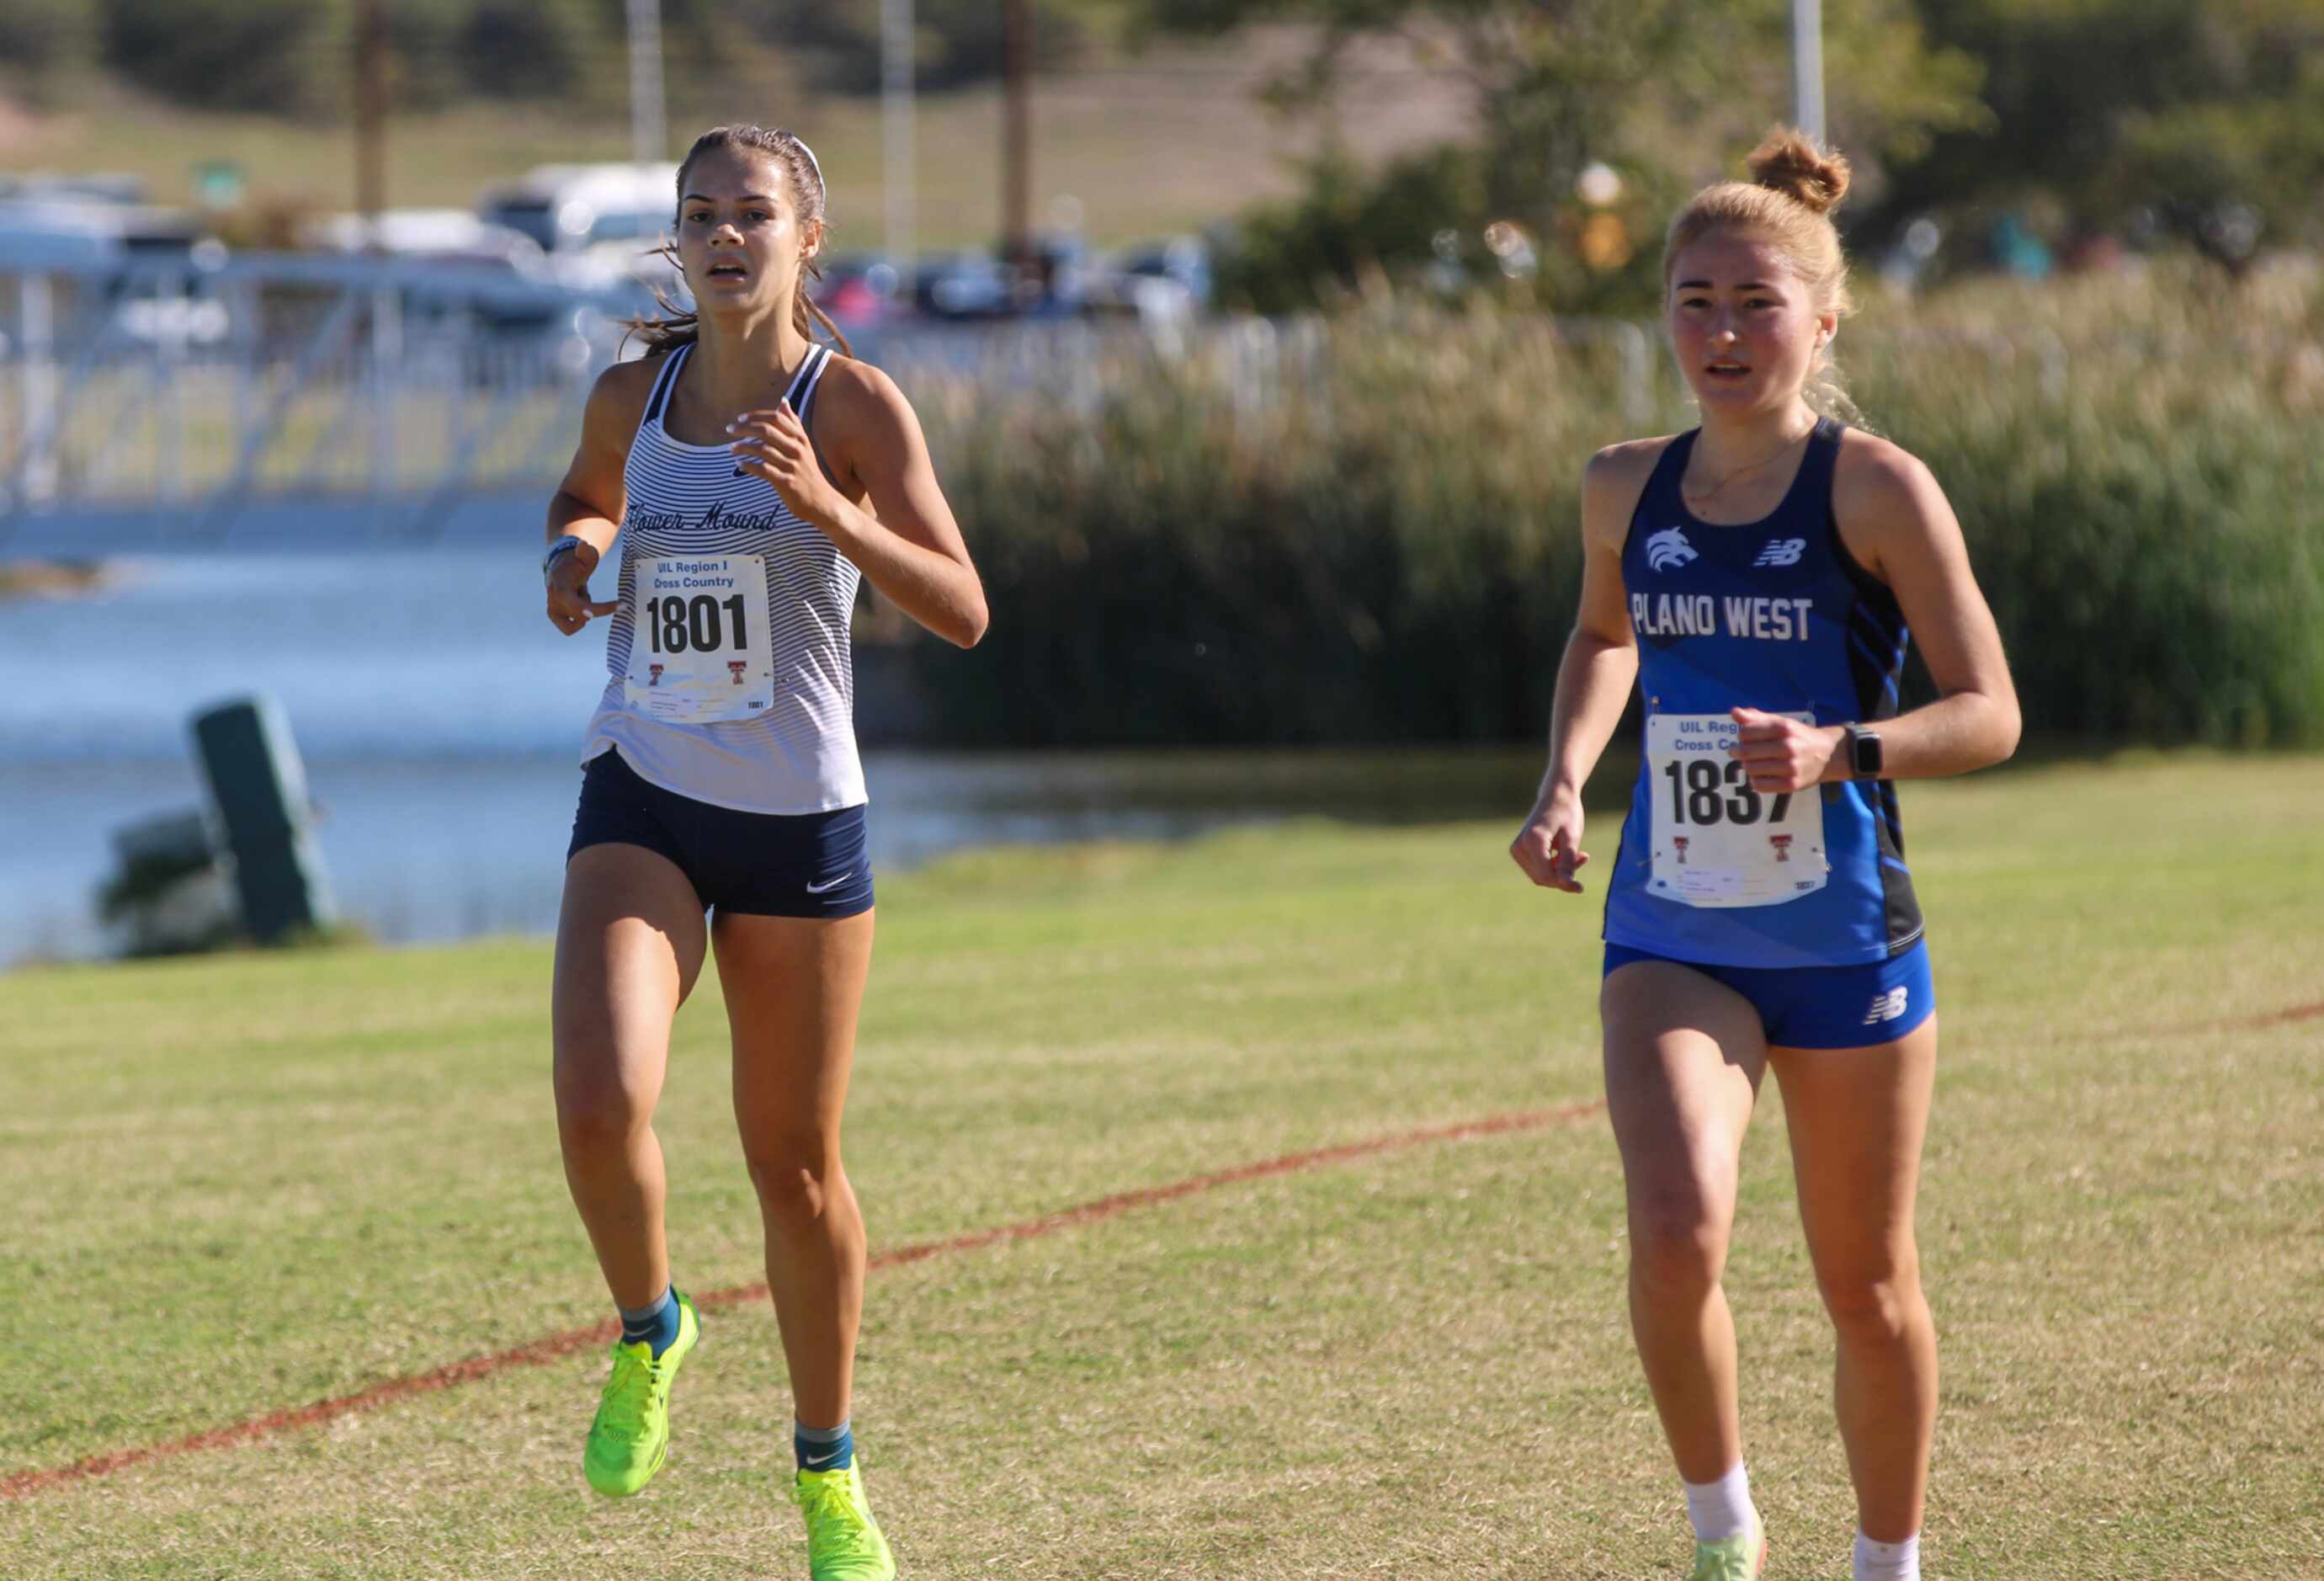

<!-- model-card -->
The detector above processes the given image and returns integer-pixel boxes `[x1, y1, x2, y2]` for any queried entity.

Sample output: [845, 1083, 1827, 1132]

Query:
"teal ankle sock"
[795, 1419, 854, 1472]
[618, 1286, 681, 1357]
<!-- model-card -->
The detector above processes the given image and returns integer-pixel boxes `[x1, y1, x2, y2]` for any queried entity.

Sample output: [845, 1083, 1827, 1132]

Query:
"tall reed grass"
[899, 262, 2324, 748]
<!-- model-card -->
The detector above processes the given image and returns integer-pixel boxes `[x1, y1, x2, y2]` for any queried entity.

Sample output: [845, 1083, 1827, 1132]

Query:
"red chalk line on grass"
[16, 997, 2318, 1504]
[1, 1102, 1604, 1502]
[2217, 1000, 2324, 1031]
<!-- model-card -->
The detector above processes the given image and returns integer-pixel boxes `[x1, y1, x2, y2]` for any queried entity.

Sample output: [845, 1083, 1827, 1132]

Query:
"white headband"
[678, 130, 824, 205]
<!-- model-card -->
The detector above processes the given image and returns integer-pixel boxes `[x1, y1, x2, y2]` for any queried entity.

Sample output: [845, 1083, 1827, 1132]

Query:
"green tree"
[455, 0, 609, 101]
[101, 0, 343, 116]
[1870, 0, 2324, 264]
[50, 0, 1117, 124]
[1136, 0, 1986, 311]
[0, 0, 95, 101]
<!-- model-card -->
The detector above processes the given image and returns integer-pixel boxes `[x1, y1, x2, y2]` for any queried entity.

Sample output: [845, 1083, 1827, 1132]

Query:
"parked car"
[912, 233, 1105, 321]
[1114, 235, 1212, 307]
[913, 252, 1014, 320]
[302, 208, 545, 267]
[0, 200, 121, 269]
[300, 207, 599, 364]
[478, 163, 679, 258]
[1, 197, 236, 348]
[813, 253, 908, 331]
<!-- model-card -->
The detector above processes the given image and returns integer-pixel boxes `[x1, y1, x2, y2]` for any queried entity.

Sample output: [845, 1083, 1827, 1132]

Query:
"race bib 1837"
[1645, 711, 1828, 909]
[622, 554, 775, 723]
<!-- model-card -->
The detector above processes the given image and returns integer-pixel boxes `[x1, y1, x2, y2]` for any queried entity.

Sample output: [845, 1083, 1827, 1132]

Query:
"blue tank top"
[1602, 418, 1923, 968]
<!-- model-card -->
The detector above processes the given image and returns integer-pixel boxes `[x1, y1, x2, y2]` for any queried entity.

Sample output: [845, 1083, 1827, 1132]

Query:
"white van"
[477, 163, 679, 257]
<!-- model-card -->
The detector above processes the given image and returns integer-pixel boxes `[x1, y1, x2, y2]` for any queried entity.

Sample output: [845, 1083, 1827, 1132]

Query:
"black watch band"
[1845, 725, 1884, 780]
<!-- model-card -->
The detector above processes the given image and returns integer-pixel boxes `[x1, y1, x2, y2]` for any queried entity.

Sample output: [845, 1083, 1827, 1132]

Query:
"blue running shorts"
[568, 748, 874, 920]
[1602, 939, 1934, 1050]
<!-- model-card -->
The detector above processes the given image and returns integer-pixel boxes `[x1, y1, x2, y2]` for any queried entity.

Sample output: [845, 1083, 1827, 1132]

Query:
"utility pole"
[881, 0, 917, 295]
[627, 0, 667, 164]
[354, 0, 388, 228]
[1791, 0, 1826, 142]
[1002, 0, 1033, 279]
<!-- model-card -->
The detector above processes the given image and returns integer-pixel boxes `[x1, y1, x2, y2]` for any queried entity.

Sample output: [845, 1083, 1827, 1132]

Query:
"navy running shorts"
[1602, 939, 1934, 1050]
[567, 748, 875, 920]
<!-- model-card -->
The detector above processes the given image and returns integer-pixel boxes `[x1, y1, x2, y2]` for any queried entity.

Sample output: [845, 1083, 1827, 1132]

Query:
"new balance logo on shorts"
[1863, 986, 1910, 1025]
[1754, 537, 1807, 567]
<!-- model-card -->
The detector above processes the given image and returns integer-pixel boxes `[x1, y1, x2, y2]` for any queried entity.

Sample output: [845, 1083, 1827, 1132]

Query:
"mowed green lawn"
[3, 753, 2319, 1578]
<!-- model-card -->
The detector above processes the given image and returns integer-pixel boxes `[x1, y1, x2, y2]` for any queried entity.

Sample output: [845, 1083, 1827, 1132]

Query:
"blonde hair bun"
[1747, 128, 1851, 217]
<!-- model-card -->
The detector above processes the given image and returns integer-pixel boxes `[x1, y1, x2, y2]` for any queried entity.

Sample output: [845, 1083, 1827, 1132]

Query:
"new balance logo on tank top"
[1603, 418, 1924, 968]
[580, 342, 867, 815]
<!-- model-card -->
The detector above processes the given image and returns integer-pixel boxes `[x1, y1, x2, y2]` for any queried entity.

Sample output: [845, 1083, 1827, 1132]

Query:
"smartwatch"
[541, 534, 587, 578]
[1843, 724, 1884, 780]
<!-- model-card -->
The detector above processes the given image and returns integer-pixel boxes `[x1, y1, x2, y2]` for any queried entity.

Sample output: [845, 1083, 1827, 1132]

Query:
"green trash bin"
[189, 695, 338, 945]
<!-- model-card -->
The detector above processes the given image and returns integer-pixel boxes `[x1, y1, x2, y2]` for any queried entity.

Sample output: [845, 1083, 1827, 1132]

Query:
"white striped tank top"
[579, 341, 867, 814]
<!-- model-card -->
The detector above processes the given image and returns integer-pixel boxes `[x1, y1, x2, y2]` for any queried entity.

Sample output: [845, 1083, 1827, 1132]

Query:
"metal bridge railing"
[0, 249, 640, 547]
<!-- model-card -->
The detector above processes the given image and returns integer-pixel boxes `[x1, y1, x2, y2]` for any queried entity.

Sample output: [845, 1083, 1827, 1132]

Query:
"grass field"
[0, 35, 1469, 250]
[3, 753, 2321, 1578]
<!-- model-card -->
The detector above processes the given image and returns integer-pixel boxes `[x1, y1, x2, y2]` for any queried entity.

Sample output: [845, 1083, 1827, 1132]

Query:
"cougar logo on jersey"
[1753, 537, 1807, 567]
[1646, 527, 1699, 572]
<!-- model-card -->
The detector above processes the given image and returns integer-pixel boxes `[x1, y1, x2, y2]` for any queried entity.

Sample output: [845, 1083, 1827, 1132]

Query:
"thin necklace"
[1683, 416, 1817, 505]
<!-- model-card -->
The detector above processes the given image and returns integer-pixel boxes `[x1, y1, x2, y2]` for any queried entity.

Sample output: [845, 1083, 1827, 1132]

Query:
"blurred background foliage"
[1142, 0, 1988, 314]
[1875, 0, 2324, 271]
[1145, 0, 2324, 310]
[3, 0, 2316, 300]
[0, 0, 1121, 111]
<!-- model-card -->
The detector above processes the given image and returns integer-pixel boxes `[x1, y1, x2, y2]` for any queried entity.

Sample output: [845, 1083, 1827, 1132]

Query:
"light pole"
[1002, 0, 1032, 277]
[882, 0, 916, 293]
[628, 0, 667, 164]
[354, 0, 387, 225]
[1792, 0, 1826, 142]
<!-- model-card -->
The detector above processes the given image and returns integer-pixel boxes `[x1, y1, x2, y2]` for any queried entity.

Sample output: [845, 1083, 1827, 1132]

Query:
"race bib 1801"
[622, 554, 774, 723]
[1645, 711, 1827, 909]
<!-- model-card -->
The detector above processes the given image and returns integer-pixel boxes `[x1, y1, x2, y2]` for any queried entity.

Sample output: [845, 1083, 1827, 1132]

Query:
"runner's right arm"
[1510, 442, 1655, 893]
[544, 360, 650, 636]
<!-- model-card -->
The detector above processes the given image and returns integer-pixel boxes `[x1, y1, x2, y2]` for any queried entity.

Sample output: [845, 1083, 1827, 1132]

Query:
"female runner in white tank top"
[540, 125, 985, 1580]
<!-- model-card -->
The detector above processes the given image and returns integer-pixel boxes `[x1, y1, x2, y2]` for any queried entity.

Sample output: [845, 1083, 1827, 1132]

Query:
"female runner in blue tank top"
[1510, 131, 2018, 1581]
[540, 125, 985, 1579]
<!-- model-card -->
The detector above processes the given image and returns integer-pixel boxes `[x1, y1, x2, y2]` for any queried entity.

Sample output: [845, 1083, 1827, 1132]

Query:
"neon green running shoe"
[582, 1291, 699, 1497]
[792, 1464, 896, 1580]
[1687, 1509, 1766, 1581]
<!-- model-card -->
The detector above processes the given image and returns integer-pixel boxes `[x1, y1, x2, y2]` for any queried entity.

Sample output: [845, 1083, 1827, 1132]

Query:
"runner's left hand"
[727, 401, 844, 528]
[1727, 706, 1847, 791]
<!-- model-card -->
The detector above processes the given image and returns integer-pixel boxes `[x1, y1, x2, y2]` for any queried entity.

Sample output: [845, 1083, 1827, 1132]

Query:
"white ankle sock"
[1853, 1530, 1920, 1581]
[1681, 1461, 1753, 1542]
